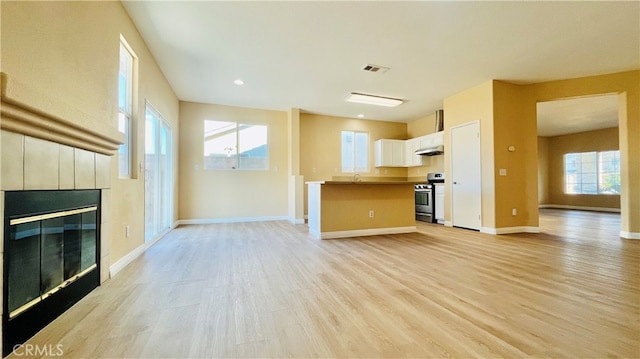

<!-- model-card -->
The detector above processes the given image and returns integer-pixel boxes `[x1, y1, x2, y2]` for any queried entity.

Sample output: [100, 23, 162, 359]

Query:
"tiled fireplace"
[1, 73, 123, 356]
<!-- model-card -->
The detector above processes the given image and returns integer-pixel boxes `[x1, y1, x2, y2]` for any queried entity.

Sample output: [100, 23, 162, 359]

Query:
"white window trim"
[118, 35, 137, 179]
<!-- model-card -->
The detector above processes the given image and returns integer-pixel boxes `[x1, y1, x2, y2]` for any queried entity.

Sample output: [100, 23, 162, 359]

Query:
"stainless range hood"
[415, 110, 444, 156]
[415, 145, 444, 156]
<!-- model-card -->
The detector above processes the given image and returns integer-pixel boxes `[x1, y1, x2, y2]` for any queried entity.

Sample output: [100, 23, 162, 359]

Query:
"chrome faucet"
[352, 173, 362, 182]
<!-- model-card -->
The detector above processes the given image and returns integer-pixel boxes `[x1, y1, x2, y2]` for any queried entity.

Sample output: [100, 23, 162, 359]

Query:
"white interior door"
[451, 121, 481, 230]
[145, 103, 173, 242]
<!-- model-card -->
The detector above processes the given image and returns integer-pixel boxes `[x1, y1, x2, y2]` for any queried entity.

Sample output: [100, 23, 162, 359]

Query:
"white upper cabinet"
[375, 139, 405, 167]
[375, 132, 443, 168]
[405, 137, 424, 167]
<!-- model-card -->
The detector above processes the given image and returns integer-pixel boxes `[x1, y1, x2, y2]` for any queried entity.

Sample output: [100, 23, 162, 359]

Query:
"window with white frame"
[203, 120, 268, 170]
[341, 130, 368, 173]
[118, 36, 136, 178]
[564, 150, 620, 194]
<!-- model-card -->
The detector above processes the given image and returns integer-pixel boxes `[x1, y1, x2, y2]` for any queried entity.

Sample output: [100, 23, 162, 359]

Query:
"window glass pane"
[204, 120, 238, 170]
[118, 113, 130, 177]
[118, 44, 132, 113]
[238, 124, 268, 170]
[354, 132, 368, 172]
[145, 111, 156, 155]
[564, 153, 579, 174]
[598, 150, 620, 194]
[341, 131, 354, 172]
[580, 152, 597, 173]
[118, 38, 134, 178]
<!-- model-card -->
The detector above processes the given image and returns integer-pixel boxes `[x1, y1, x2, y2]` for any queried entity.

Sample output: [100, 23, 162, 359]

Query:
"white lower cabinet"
[435, 183, 445, 223]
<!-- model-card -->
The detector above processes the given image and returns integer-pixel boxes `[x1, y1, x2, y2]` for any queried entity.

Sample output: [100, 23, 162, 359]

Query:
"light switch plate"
[499, 168, 507, 176]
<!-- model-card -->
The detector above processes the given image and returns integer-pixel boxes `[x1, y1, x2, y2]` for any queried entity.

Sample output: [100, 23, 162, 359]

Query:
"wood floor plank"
[7, 209, 639, 358]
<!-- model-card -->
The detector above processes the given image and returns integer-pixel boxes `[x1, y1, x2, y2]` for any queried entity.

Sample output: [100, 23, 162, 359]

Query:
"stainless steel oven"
[415, 183, 433, 222]
[415, 172, 445, 223]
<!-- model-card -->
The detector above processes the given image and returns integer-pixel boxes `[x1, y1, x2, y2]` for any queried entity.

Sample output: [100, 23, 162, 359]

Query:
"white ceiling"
[122, 1, 639, 124]
[537, 94, 619, 137]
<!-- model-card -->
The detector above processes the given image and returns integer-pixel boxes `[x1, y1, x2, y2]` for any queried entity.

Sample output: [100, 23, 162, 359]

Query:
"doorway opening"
[536, 94, 621, 238]
[145, 103, 173, 243]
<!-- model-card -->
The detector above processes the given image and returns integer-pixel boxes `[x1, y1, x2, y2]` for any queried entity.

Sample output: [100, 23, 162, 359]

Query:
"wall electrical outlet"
[512, 208, 517, 216]
[499, 169, 507, 176]
[126, 225, 131, 237]
[369, 210, 374, 218]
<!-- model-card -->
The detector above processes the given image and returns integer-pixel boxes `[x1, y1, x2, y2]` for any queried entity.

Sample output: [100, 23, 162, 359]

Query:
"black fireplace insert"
[3, 190, 100, 357]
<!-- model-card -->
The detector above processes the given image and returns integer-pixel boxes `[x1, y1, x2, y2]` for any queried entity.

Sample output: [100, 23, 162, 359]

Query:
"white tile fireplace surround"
[0, 73, 123, 356]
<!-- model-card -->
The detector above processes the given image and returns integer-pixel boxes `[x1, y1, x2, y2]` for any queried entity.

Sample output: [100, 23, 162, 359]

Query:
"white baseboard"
[620, 231, 640, 240]
[177, 216, 289, 225]
[109, 225, 175, 278]
[481, 226, 540, 235]
[109, 244, 145, 278]
[444, 221, 453, 227]
[539, 204, 621, 213]
[288, 217, 305, 224]
[317, 226, 417, 239]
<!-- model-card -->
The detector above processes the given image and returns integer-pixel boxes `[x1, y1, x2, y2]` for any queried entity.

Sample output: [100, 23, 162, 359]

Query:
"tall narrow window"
[564, 150, 620, 194]
[118, 36, 136, 178]
[341, 130, 368, 173]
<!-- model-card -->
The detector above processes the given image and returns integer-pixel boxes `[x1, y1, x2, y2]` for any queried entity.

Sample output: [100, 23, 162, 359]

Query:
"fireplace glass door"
[7, 207, 98, 318]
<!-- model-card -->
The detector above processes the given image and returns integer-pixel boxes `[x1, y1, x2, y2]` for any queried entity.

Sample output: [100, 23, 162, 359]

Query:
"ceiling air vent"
[362, 64, 389, 74]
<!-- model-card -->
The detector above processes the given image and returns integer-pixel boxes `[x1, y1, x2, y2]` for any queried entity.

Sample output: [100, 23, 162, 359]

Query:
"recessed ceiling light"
[345, 92, 403, 107]
[234, 79, 244, 85]
[357, 114, 365, 118]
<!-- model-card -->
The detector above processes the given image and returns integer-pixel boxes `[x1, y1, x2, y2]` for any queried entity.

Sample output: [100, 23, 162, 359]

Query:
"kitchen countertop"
[306, 181, 423, 185]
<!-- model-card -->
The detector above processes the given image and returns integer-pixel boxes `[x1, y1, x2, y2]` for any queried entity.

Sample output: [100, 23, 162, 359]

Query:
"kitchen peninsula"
[306, 181, 417, 239]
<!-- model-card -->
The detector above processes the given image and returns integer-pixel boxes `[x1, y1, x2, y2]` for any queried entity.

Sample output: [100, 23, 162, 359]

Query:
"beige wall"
[1, 1, 180, 263]
[525, 71, 639, 236]
[407, 112, 445, 179]
[443, 81, 496, 228]
[537, 137, 550, 204]
[541, 127, 620, 209]
[493, 81, 538, 228]
[443, 71, 638, 236]
[178, 102, 289, 220]
[300, 113, 408, 214]
[300, 113, 408, 181]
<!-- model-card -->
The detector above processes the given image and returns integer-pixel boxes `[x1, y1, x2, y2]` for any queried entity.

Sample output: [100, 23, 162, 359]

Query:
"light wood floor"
[10, 210, 640, 358]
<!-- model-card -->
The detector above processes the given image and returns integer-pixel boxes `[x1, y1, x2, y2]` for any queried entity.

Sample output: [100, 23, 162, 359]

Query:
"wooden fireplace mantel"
[0, 73, 124, 156]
